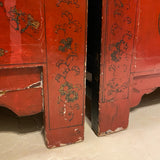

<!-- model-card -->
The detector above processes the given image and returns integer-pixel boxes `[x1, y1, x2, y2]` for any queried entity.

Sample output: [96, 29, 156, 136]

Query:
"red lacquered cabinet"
[88, 0, 160, 135]
[0, 0, 87, 148]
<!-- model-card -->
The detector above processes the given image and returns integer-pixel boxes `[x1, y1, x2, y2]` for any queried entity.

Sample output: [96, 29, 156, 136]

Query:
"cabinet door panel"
[0, 0, 46, 65]
[132, 0, 160, 73]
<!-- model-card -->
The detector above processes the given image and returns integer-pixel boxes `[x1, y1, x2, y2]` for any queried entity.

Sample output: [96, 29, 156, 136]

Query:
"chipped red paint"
[92, 0, 160, 135]
[0, 0, 87, 148]
[44, 0, 87, 148]
[0, 67, 42, 116]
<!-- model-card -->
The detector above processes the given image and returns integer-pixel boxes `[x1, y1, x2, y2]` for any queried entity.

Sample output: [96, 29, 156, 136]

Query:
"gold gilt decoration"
[8, 6, 40, 33]
[0, 1, 3, 7]
[0, 48, 8, 57]
[0, 4, 40, 38]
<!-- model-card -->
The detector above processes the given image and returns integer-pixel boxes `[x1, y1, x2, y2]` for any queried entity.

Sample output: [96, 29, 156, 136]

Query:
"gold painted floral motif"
[59, 81, 81, 103]
[55, 9, 82, 122]
[0, 1, 3, 7]
[0, 48, 7, 57]
[0, 4, 40, 38]
[56, 0, 80, 8]
[8, 6, 40, 33]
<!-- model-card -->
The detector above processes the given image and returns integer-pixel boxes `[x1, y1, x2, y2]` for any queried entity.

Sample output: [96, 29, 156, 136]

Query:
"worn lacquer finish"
[0, 0, 87, 148]
[131, 0, 160, 73]
[92, 0, 137, 135]
[0, 67, 43, 116]
[94, 0, 160, 136]
[44, 0, 87, 148]
[129, 0, 160, 109]
[0, 0, 45, 65]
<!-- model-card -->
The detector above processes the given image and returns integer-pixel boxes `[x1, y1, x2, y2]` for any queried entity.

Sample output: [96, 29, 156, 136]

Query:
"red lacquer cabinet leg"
[89, 0, 160, 136]
[43, 0, 87, 148]
[89, 0, 138, 135]
[98, 0, 138, 135]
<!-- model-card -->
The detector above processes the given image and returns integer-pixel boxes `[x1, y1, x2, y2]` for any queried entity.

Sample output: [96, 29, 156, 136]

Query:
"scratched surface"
[42, 0, 87, 147]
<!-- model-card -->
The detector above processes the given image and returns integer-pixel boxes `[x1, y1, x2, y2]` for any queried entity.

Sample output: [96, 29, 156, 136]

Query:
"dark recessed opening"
[86, 0, 102, 129]
[130, 87, 160, 111]
[0, 106, 43, 133]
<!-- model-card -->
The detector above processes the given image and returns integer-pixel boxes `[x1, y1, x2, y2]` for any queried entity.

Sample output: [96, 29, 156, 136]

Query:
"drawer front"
[0, 67, 42, 91]
[0, 67, 43, 116]
[0, 88, 43, 116]
[0, 0, 46, 65]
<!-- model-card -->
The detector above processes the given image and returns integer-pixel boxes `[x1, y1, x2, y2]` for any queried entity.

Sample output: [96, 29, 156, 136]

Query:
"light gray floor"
[1, 90, 160, 160]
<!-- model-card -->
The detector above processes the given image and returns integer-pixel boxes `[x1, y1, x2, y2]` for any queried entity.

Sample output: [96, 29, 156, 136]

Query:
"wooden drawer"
[0, 67, 43, 116]
[0, 0, 46, 65]
[0, 67, 42, 90]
